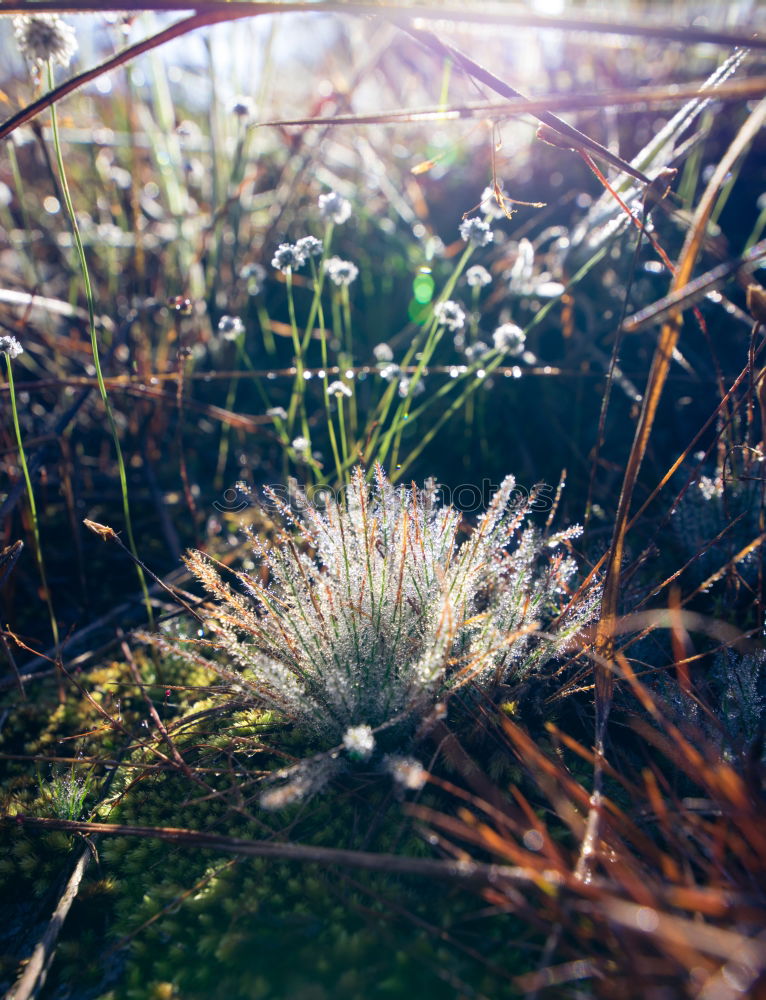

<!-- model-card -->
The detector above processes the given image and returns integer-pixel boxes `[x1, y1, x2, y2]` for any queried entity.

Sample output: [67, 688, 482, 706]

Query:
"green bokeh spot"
[407, 299, 431, 324]
[412, 273, 435, 305]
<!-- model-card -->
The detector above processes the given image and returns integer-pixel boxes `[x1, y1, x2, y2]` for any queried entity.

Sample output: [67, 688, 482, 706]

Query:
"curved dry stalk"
[10, 815, 544, 887]
[8, 844, 92, 1000]
[258, 76, 766, 129]
[623, 238, 766, 334]
[3, 1, 766, 52]
[4, 5, 763, 143]
[595, 96, 766, 707]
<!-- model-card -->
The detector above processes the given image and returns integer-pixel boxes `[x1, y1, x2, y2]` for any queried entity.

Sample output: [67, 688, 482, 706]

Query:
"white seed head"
[378, 363, 401, 382]
[230, 95, 255, 118]
[493, 322, 526, 356]
[398, 377, 425, 398]
[240, 262, 266, 295]
[217, 315, 245, 340]
[459, 217, 493, 247]
[433, 300, 466, 331]
[327, 380, 352, 398]
[466, 265, 492, 288]
[271, 243, 306, 273]
[13, 15, 78, 69]
[386, 755, 426, 790]
[480, 184, 509, 220]
[464, 341, 490, 363]
[318, 190, 352, 225]
[295, 235, 324, 260]
[324, 257, 359, 287]
[0, 335, 23, 359]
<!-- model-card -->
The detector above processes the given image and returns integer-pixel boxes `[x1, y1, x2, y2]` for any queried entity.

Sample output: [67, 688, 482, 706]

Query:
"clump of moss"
[3, 640, 536, 998]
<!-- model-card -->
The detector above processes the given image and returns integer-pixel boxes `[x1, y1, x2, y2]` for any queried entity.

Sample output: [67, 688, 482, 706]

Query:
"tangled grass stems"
[365, 242, 475, 474]
[284, 268, 311, 449]
[390, 242, 613, 483]
[2, 344, 59, 656]
[45, 60, 153, 626]
[309, 247, 345, 483]
[413, 650, 766, 996]
[285, 224, 338, 472]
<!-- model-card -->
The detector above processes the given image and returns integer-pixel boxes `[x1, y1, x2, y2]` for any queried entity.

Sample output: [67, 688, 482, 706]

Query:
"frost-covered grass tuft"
[160, 467, 599, 804]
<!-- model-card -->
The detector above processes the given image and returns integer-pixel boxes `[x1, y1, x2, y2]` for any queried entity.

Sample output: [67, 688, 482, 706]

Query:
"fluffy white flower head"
[295, 235, 324, 260]
[386, 755, 426, 790]
[493, 323, 526, 356]
[318, 190, 352, 225]
[271, 243, 306, 273]
[230, 95, 255, 118]
[217, 315, 244, 340]
[327, 380, 352, 398]
[14, 15, 78, 69]
[398, 377, 425, 398]
[466, 265, 492, 288]
[0, 336, 23, 360]
[324, 257, 358, 287]
[459, 217, 493, 247]
[433, 300, 466, 332]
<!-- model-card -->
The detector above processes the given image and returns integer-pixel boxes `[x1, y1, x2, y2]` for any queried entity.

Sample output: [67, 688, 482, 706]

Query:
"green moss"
[1, 649, 534, 999]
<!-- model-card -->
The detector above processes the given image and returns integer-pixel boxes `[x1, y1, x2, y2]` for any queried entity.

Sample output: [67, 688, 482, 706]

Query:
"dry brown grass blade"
[422, 665, 766, 994]
[4, 2, 766, 51]
[9, 815, 547, 887]
[590, 897, 766, 969]
[8, 844, 92, 1000]
[259, 76, 766, 129]
[623, 238, 766, 334]
[4, 3, 759, 143]
[594, 96, 766, 709]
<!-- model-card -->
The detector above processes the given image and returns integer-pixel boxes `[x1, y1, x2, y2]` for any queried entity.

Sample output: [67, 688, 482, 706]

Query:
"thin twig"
[2, 2, 765, 51]
[11, 815, 545, 887]
[7, 845, 92, 1000]
[258, 76, 766, 128]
